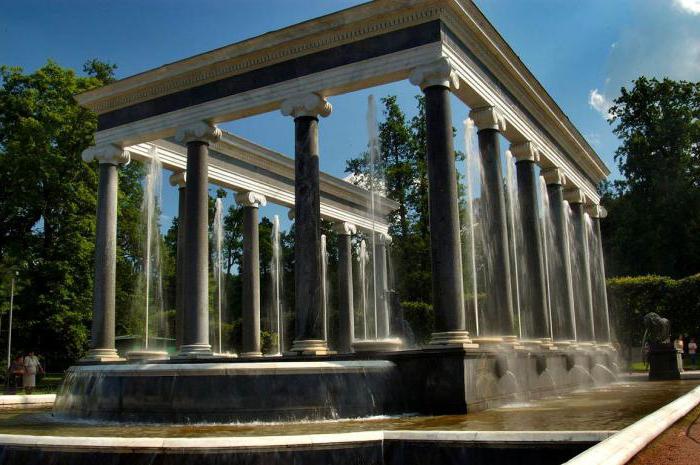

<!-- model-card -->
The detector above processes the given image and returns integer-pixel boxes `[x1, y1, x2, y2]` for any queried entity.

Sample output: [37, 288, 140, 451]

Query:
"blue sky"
[2, 0, 699, 227]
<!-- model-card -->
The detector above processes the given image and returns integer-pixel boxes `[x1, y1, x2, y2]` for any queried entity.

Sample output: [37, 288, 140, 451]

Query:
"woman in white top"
[22, 351, 42, 394]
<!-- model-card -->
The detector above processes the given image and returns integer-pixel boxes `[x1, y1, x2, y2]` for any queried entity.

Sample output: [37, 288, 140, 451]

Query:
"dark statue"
[643, 312, 670, 345]
[643, 312, 680, 380]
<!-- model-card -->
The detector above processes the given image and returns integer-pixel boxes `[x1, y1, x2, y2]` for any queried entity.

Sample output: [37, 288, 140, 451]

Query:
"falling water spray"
[463, 119, 480, 336]
[213, 198, 224, 353]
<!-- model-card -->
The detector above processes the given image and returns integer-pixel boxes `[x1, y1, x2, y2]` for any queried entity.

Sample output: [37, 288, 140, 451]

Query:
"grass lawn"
[1, 373, 65, 395]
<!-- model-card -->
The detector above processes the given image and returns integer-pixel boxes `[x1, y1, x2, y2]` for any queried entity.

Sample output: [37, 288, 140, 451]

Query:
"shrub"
[401, 301, 434, 346]
[607, 274, 700, 349]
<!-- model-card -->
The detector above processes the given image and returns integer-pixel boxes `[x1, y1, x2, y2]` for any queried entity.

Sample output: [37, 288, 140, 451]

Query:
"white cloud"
[674, 0, 700, 15]
[588, 89, 613, 120]
[585, 133, 602, 147]
[597, 1, 700, 110]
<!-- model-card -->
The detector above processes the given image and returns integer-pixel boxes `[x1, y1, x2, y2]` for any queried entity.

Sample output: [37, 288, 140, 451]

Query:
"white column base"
[287, 339, 330, 356]
[428, 331, 479, 349]
[81, 348, 124, 363]
[240, 351, 263, 358]
[174, 344, 213, 359]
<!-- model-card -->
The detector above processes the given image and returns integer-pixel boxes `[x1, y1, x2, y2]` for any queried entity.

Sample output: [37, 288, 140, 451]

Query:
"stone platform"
[54, 346, 618, 423]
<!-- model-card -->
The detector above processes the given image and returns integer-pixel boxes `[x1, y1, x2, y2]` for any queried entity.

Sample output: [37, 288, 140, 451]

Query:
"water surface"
[0, 380, 696, 438]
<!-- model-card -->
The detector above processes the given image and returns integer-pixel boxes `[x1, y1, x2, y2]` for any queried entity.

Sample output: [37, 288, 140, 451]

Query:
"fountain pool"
[0, 379, 697, 465]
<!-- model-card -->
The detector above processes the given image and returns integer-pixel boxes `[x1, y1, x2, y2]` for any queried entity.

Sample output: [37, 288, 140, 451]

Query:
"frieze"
[86, 5, 445, 114]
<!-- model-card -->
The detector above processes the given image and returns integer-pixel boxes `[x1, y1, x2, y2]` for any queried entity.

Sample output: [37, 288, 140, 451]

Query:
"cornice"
[440, 0, 609, 180]
[76, 1, 445, 115]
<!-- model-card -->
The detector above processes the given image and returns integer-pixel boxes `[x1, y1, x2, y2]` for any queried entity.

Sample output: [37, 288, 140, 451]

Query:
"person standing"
[689, 338, 697, 369]
[8, 355, 24, 394]
[674, 336, 684, 373]
[22, 351, 42, 395]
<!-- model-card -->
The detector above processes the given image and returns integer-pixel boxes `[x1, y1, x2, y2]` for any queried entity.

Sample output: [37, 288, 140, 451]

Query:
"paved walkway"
[0, 394, 55, 407]
[627, 404, 700, 465]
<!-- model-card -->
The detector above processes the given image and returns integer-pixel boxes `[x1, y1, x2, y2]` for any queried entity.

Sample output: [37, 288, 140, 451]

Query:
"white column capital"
[333, 222, 357, 236]
[280, 93, 332, 119]
[563, 187, 585, 204]
[82, 144, 131, 165]
[541, 167, 566, 186]
[510, 141, 541, 162]
[469, 106, 507, 132]
[585, 204, 608, 219]
[408, 57, 460, 91]
[169, 171, 187, 188]
[236, 191, 267, 208]
[380, 233, 392, 246]
[174, 121, 222, 145]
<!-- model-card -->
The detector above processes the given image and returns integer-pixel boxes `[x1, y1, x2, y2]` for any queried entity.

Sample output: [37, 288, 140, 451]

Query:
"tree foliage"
[601, 77, 700, 278]
[0, 60, 144, 369]
[345, 95, 463, 304]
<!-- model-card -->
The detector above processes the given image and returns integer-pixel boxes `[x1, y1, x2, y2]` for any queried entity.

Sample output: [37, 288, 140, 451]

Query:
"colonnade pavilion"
[77, 0, 611, 362]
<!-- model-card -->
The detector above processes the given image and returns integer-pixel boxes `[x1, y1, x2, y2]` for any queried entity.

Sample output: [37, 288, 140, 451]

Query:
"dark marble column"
[82, 145, 130, 362]
[334, 222, 356, 353]
[237, 191, 267, 357]
[175, 122, 221, 358]
[409, 58, 474, 347]
[281, 93, 332, 356]
[511, 142, 550, 341]
[587, 205, 611, 343]
[169, 172, 187, 350]
[566, 189, 595, 343]
[470, 106, 515, 339]
[542, 169, 576, 342]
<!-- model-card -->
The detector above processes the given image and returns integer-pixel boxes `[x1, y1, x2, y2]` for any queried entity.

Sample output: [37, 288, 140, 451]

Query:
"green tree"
[602, 77, 700, 278]
[0, 60, 144, 368]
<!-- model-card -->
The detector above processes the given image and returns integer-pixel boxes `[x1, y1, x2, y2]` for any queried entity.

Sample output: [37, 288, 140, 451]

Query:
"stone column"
[281, 93, 332, 356]
[511, 142, 550, 342]
[169, 171, 187, 350]
[174, 122, 221, 358]
[81, 144, 130, 362]
[334, 222, 356, 353]
[542, 168, 576, 342]
[586, 204, 611, 343]
[237, 191, 267, 357]
[470, 106, 515, 339]
[565, 188, 595, 343]
[409, 58, 474, 347]
[374, 232, 391, 339]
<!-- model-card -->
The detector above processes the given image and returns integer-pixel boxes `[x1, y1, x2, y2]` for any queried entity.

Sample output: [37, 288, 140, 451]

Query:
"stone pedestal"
[648, 344, 681, 380]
